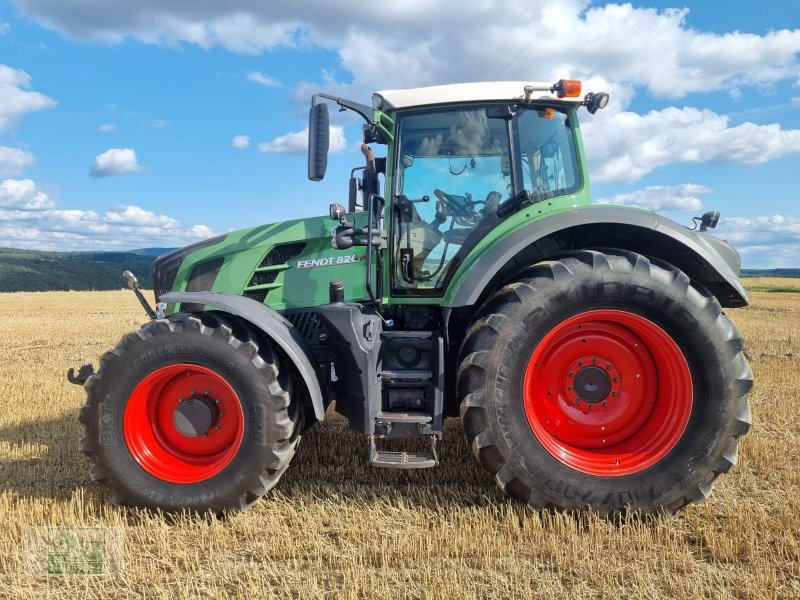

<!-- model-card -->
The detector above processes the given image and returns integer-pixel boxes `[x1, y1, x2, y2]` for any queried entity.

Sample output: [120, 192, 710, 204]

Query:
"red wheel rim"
[123, 364, 244, 483]
[523, 310, 692, 476]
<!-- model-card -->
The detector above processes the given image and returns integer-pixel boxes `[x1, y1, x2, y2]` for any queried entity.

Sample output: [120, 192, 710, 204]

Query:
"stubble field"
[0, 284, 797, 599]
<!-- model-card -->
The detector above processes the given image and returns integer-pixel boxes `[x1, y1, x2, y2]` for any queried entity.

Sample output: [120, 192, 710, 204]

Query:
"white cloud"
[146, 118, 168, 128]
[231, 134, 250, 149]
[257, 125, 346, 155]
[104, 204, 179, 227]
[717, 214, 800, 247]
[583, 107, 800, 183]
[792, 97, 800, 107]
[0, 178, 55, 210]
[89, 148, 144, 178]
[714, 215, 800, 268]
[98, 123, 117, 133]
[0, 63, 56, 131]
[8, 2, 800, 185]
[0, 147, 36, 177]
[11, 2, 800, 99]
[0, 22, 10, 35]
[0, 196, 217, 250]
[11, 2, 800, 183]
[597, 184, 710, 212]
[187, 224, 215, 238]
[247, 71, 280, 86]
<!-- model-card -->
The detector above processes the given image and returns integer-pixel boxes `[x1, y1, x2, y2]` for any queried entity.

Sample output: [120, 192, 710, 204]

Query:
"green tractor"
[70, 79, 752, 515]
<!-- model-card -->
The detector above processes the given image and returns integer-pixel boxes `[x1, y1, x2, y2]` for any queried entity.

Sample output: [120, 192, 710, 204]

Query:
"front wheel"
[79, 313, 301, 512]
[457, 249, 752, 515]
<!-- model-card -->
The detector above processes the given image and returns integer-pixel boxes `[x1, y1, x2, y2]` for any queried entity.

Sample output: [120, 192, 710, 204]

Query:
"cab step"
[368, 435, 439, 469]
[374, 411, 432, 437]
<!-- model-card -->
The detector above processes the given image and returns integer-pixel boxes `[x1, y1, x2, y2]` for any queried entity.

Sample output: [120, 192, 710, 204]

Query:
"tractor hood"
[152, 212, 372, 310]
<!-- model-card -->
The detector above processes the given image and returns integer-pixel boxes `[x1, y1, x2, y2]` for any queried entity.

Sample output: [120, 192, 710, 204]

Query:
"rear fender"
[445, 206, 748, 309]
[160, 291, 325, 421]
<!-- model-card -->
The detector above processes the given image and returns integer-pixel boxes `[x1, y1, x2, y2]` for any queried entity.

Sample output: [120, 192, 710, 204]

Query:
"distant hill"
[1, 245, 797, 293]
[128, 247, 177, 256]
[0, 247, 165, 292]
[741, 268, 800, 278]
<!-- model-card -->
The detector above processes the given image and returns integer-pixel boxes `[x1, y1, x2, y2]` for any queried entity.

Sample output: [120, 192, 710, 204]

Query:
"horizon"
[0, 1, 799, 268]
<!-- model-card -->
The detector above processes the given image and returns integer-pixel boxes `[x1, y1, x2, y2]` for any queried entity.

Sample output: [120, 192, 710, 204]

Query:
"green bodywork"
[167, 211, 374, 310]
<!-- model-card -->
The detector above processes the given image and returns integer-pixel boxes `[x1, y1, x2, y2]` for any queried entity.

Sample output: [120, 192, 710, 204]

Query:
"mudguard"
[445, 206, 748, 308]
[160, 291, 325, 421]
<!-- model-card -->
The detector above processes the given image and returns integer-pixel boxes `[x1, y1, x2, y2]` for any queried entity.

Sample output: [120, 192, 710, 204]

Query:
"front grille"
[248, 270, 278, 287]
[284, 311, 323, 342]
[152, 234, 226, 301]
[259, 242, 306, 267]
[243, 289, 270, 304]
[152, 259, 181, 301]
[187, 257, 224, 292]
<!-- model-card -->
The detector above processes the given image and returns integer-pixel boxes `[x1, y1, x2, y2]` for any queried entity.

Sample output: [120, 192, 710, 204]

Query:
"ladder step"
[376, 412, 432, 424]
[380, 370, 433, 380]
[368, 435, 439, 470]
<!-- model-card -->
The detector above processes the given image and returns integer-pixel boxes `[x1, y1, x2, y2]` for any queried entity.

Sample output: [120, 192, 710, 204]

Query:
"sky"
[0, 0, 799, 268]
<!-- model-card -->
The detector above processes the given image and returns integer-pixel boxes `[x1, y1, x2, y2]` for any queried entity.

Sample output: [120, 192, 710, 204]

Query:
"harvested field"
[0, 283, 798, 599]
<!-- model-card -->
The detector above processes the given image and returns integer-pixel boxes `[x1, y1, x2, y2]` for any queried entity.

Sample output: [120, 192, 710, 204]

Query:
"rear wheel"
[79, 313, 300, 512]
[457, 249, 752, 515]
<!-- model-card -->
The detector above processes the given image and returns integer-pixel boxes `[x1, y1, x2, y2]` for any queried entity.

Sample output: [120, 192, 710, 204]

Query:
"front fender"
[161, 291, 325, 421]
[444, 205, 747, 308]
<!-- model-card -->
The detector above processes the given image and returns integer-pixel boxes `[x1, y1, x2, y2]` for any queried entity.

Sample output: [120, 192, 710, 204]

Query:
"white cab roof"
[374, 81, 583, 110]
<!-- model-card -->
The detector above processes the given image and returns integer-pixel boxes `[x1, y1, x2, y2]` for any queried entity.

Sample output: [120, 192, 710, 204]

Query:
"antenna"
[492, 37, 536, 81]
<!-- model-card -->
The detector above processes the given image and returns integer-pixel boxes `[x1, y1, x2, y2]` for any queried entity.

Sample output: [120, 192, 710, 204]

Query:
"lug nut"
[611, 392, 619, 398]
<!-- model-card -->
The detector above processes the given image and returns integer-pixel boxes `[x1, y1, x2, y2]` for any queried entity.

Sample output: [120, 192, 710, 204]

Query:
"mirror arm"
[312, 93, 374, 124]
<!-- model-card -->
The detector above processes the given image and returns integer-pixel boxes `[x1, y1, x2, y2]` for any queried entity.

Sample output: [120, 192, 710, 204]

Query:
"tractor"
[69, 79, 752, 515]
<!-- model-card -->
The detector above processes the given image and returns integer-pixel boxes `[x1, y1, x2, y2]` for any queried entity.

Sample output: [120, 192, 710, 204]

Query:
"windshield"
[392, 104, 580, 294]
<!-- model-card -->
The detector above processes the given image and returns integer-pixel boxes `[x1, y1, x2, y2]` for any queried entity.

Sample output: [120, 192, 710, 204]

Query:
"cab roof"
[374, 81, 584, 111]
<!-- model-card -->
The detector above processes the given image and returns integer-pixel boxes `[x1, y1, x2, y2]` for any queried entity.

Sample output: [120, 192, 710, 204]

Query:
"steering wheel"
[433, 188, 471, 213]
[433, 188, 488, 226]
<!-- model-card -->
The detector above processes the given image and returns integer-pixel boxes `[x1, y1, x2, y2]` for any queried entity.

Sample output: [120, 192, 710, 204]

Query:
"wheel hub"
[123, 364, 244, 484]
[173, 395, 219, 437]
[572, 365, 610, 404]
[523, 310, 693, 476]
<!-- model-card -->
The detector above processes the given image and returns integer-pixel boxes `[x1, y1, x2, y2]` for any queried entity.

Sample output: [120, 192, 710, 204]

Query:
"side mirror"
[308, 102, 330, 181]
[349, 176, 362, 212]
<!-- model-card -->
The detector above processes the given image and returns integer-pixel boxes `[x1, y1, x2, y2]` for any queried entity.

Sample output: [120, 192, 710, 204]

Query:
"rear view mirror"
[308, 102, 330, 181]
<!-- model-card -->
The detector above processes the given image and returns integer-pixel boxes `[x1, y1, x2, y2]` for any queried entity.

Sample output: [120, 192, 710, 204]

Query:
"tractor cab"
[311, 80, 605, 301]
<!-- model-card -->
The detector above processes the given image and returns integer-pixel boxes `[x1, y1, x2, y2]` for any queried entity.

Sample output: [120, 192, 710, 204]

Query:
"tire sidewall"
[487, 266, 735, 512]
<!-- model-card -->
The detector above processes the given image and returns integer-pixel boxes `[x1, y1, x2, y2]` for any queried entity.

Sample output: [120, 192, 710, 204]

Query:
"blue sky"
[0, 0, 799, 267]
